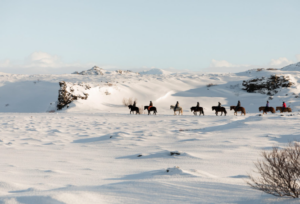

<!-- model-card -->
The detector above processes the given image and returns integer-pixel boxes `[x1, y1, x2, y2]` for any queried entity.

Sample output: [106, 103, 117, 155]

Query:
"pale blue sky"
[0, 0, 299, 74]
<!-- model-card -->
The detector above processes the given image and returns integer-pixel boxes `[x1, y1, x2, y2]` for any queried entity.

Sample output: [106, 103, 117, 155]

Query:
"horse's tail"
[242, 107, 246, 115]
[271, 107, 276, 113]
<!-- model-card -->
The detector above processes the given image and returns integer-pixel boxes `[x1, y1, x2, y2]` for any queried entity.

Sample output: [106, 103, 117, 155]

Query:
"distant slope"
[281, 62, 300, 71]
[73, 66, 139, 76]
[0, 67, 299, 114]
[139, 68, 173, 75]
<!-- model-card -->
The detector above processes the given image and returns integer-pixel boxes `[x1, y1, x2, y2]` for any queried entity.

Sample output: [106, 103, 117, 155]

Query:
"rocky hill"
[73, 66, 139, 76]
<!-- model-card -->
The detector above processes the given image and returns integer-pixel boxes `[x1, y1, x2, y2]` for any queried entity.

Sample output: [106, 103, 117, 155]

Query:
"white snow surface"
[281, 62, 300, 71]
[0, 68, 300, 203]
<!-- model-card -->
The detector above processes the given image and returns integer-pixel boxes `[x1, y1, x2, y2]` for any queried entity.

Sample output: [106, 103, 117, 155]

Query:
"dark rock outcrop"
[57, 81, 89, 110]
[242, 75, 293, 96]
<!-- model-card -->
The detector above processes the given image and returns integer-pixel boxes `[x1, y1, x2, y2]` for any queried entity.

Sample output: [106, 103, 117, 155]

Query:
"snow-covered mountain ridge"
[281, 61, 300, 71]
[0, 65, 300, 113]
[72, 66, 139, 76]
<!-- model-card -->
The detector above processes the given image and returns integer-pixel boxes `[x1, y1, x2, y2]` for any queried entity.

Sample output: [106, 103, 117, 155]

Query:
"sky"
[0, 0, 300, 74]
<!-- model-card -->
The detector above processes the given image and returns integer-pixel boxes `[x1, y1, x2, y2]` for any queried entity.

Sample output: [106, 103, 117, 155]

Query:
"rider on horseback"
[148, 101, 153, 110]
[218, 102, 221, 110]
[282, 101, 286, 112]
[265, 101, 269, 112]
[196, 102, 200, 108]
[235, 100, 240, 112]
[133, 101, 136, 107]
[174, 101, 179, 111]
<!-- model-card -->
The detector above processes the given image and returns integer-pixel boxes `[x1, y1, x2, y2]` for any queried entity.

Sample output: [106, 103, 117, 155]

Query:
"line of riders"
[128, 100, 292, 116]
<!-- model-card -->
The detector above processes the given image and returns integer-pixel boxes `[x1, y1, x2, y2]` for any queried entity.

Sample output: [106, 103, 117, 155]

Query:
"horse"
[190, 106, 204, 116]
[276, 107, 292, 113]
[128, 105, 140, 114]
[144, 106, 157, 115]
[259, 106, 275, 114]
[230, 106, 246, 116]
[212, 106, 227, 116]
[170, 105, 183, 115]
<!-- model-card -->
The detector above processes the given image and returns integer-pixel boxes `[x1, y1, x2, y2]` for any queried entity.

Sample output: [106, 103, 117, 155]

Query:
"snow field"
[0, 113, 300, 203]
[1, 66, 300, 203]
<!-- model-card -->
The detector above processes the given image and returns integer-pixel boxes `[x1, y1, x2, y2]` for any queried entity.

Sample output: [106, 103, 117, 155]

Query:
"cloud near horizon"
[0, 52, 115, 74]
[204, 56, 299, 72]
[0, 52, 299, 74]
[210, 59, 251, 68]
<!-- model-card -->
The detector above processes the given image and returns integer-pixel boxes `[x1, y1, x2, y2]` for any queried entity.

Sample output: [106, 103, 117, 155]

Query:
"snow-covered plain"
[1, 65, 300, 203]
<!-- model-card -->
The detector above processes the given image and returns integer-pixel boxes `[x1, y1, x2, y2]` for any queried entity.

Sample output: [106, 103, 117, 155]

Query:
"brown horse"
[230, 106, 246, 116]
[259, 106, 275, 114]
[276, 107, 292, 113]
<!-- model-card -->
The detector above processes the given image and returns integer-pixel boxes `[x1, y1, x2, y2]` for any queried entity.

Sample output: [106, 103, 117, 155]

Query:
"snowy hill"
[139, 68, 173, 75]
[73, 66, 139, 76]
[0, 67, 299, 114]
[1, 67, 300, 203]
[281, 62, 300, 71]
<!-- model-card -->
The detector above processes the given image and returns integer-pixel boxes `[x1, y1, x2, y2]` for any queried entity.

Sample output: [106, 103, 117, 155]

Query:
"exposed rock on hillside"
[57, 81, 90, 110]
[242, 75, 293, 95]
[73, 66, 138, 75]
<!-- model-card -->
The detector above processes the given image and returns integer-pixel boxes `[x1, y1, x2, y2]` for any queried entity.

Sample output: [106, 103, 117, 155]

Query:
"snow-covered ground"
[1, 65, 300, 203]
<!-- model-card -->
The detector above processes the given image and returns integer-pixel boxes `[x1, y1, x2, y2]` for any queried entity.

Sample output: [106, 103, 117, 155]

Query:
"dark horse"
[230, 106, 246, 116]
[128, 105, 140, 114]
[144, 106, 157, 115]
[190, 106, 204, 116]
[259, 106, 275, 114]
[212, 106, 227, 116]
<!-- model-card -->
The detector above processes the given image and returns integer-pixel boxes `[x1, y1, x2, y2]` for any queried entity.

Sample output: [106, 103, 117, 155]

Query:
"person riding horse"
[218, 102, 221, 110]
[174, 101, 179, 111]
[196, 102, 200, 108]
[264, 101, 269, 112]
[133, 101, 136, 107]
[235, 100, 241, 112]
[148, 101, 153, 110]
[282, 101, 286, 112]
